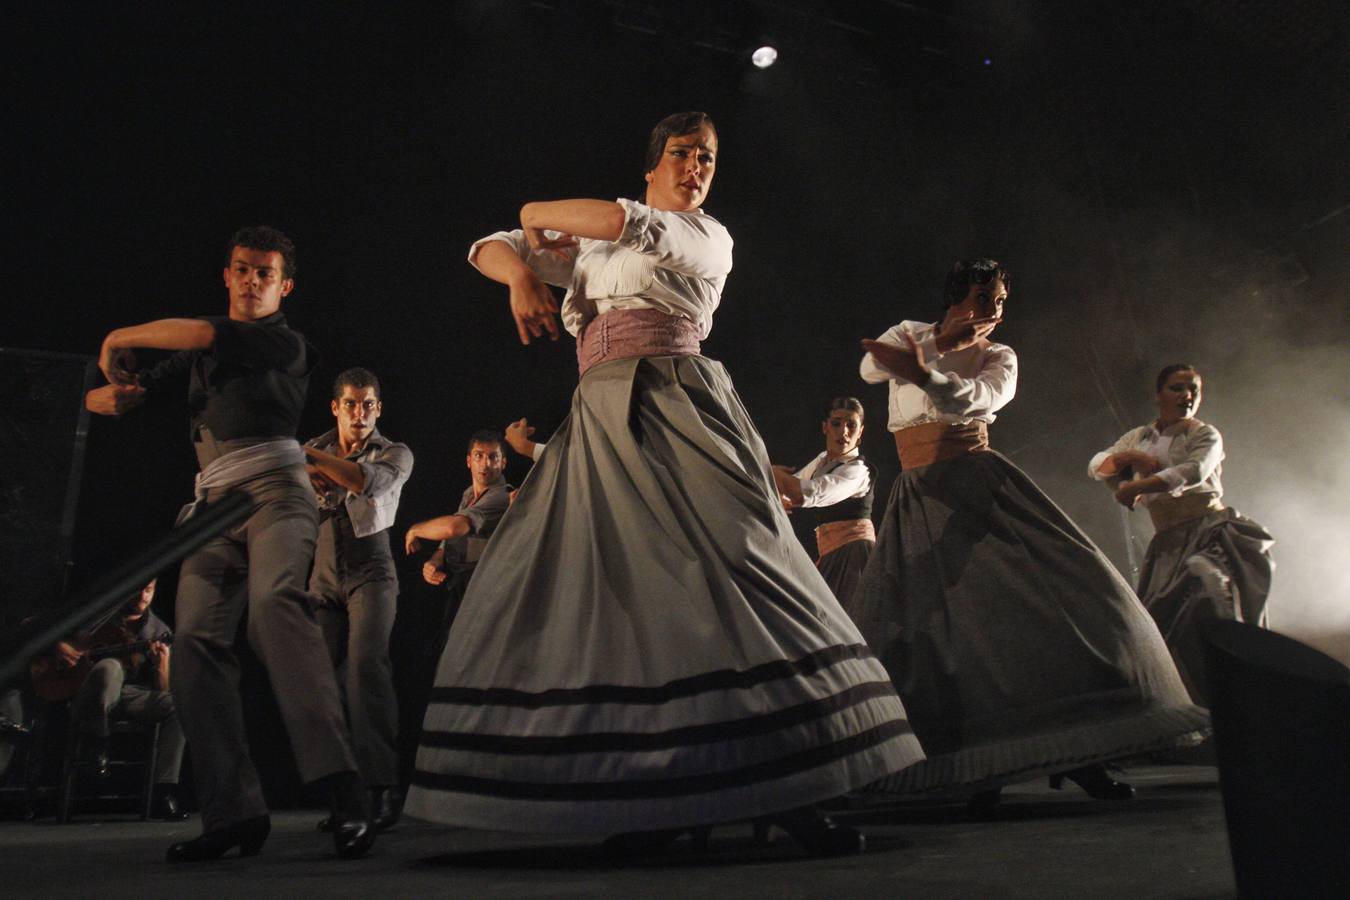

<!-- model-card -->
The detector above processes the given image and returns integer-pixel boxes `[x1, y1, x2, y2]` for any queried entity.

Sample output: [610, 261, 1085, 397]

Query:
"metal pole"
[0, 490, 251, 688]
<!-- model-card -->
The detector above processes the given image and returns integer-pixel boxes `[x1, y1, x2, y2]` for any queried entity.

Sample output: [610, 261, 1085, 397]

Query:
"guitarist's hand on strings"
[53, 641, 84, 669]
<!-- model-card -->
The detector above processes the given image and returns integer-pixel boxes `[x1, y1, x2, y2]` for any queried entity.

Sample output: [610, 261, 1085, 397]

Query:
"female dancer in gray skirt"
[847, 260, 1208, 810]
[1090, 363, 1274, 706]
[402, 113, 923, 854]
[773, 397, 876, 607]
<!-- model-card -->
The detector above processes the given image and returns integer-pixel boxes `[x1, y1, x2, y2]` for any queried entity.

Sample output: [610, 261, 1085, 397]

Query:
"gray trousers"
[172, 467, 357, 832]
[71, 658, 185, 784]
[314, 578, 400, 788]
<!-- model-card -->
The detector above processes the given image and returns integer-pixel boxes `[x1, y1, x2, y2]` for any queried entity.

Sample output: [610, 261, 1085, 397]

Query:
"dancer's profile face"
[223, 246, 292, 321]
[822, 410, 864, 457]
[1156, 370, 1202, 424]
[644, 124, 717, 212]
[467, 441, 505, 489]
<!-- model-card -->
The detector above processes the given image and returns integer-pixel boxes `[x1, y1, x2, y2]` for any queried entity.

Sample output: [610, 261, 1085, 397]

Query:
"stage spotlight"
[751, 45, 778, 69]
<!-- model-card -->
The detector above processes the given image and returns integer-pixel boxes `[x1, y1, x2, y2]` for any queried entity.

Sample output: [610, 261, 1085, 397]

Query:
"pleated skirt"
[844, 450, 1208, 794]
[1136, 507, 1275, 705]
[817, 538, 874, 609]
[404, 356, 923, 833]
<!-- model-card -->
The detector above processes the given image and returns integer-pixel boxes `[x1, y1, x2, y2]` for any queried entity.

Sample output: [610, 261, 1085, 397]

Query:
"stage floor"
[3, 765, 1233, 899]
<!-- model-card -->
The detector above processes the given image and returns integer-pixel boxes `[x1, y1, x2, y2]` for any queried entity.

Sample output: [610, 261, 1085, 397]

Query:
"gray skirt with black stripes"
[844, 449, 1210, 795]
[403, 355, 923, 834]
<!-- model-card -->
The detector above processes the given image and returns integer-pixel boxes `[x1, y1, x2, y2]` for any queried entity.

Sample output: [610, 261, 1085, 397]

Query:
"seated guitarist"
[48, 579, 188, 820]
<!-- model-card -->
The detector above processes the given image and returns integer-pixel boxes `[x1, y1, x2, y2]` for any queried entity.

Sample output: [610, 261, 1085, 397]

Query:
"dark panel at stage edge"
[0, 348, 96, 630]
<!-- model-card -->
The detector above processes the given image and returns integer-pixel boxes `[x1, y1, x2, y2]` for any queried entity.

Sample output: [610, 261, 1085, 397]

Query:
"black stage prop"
[1203, 619, 1350, 899]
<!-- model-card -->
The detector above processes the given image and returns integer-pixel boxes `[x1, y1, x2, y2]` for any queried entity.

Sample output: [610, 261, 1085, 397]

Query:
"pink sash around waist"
[576, 309, 702, 378]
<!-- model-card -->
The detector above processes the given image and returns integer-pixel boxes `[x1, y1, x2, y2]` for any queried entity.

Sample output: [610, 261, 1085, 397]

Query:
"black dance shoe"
[371, 786, 403, 832]
[601, 826, 713, 857]
[324, 772, 376, 860]
[0, 713, 30, 738]
[966, 787, 1003, 816]
[766, 806, 865, 857]
[151, 785, 190, 821]
[81, 736, 111, 778]
[166, 815, 270, 862]
[318, 785, 399, 836]
[1049, 764, 1136, 800]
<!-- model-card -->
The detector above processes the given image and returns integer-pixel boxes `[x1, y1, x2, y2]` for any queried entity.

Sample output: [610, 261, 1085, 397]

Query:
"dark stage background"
[5, 0, 1348, 799]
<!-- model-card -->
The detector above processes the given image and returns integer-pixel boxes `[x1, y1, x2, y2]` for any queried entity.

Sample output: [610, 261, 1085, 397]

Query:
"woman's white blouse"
[469, 198, 733, 338]
[1088, 420, 1225, 503]
[792, 450, 871, 508]
[859, 320, 1019, 432]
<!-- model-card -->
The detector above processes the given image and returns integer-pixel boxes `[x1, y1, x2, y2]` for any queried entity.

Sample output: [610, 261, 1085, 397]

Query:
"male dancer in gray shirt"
[305, 367, 413, 832]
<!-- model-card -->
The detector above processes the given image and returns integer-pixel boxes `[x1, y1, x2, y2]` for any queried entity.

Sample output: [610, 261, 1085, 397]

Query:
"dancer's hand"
[404, 526, 424, 555]
[85, 382, 146, 416]
[422, 547, 447, 585]
[422, 560, 447, 586]
[306, 464, 336, 495]
[1114, 480, 1146, 508]
[505, 418, 536, 456]
[1125, 451, 1163, 477]
[524, 228, 579, 261]
[771, 465, 804, 510]
[509, 272, 560, 345]
[862, 331, 930, 385]
[934, 314, 1001, 353]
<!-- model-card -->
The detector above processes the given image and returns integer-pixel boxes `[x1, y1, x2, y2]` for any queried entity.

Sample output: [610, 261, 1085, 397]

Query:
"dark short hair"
[644, 112, 717, 174]
[823, 396, 865, 423]
[332, 367, 381, 400]
[227, 225, 297, 280]
[467, 429, 504, 454]
[1155, 363, 1200, 392]
[941, 259, 1010, 316]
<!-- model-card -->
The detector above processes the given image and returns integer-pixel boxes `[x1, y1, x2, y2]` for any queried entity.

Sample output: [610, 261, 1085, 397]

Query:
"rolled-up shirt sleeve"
[613, 198, 733, 279]
[1156, 424, 1223, 493]
[356, 443, 414, 500]
[922, 344, 1018, 418]
[468, 228, 577, 289]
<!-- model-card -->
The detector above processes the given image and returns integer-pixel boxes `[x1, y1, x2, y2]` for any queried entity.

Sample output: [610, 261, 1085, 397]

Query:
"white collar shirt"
[792, 450, 871, 508]
[469, 198, 733, 339]
[1088, 419, 1225, 503]
[859, 320, 1018, 432]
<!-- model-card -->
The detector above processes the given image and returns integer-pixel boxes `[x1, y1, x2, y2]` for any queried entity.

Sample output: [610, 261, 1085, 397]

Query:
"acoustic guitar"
[30, 622, 174, 702]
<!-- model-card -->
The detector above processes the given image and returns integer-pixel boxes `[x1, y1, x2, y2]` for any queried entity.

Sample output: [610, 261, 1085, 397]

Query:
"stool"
[57, 718, 161, 822]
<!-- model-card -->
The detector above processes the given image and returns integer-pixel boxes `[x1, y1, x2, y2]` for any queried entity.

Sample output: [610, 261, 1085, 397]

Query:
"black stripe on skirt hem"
[410, 719, 911, 801]
[420, 680, 902, 755]
[426, 642, 877, 709]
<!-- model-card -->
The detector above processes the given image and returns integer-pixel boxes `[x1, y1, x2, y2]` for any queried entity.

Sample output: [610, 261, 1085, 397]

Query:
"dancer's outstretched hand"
[509, 272, 560, 344]
[862, 331, 929, 385]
